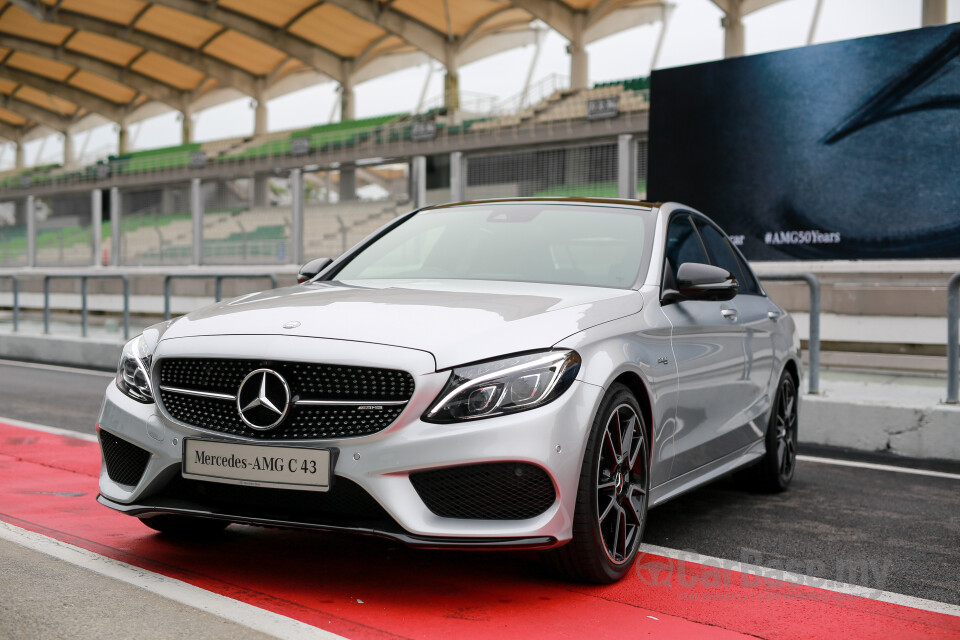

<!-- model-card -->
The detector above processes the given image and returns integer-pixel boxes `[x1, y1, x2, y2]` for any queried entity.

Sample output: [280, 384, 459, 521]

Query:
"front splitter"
[97, 494, 561, 551]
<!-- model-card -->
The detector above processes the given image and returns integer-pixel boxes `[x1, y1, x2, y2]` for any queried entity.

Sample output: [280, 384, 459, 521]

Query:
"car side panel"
[661, 298, 754, 480]
[554, 288, 679, 489]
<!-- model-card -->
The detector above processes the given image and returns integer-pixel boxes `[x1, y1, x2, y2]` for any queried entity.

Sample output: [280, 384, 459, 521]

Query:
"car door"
[694, 218, 779, 454]
[697, 219, 784, 442]
[659, 213, 750, 481]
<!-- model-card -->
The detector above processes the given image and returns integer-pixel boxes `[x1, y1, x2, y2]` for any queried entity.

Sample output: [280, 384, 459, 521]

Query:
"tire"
[742, 371, 799, 493]
[138, 514, 230, 538]
[542, 383, 650, 583]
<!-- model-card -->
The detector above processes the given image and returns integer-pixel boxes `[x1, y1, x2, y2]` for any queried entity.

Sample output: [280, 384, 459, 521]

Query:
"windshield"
[333, 203, 652, 288]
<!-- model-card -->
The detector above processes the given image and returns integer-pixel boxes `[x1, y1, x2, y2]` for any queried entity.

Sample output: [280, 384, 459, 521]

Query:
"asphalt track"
[1, 359, 959, 639]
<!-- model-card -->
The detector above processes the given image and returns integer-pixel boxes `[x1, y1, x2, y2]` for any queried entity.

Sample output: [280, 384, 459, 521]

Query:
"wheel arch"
[782, 357, 801, 392]
[609, 371, 655, 467]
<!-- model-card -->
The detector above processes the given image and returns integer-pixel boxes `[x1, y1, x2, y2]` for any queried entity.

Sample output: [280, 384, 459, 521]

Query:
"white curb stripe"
[0, 415, 97, 442]
[0, 358, 116, 378]
[639, 544, 960, 618]
[0, 521, 348, 640]
[798, 455, 960, 480]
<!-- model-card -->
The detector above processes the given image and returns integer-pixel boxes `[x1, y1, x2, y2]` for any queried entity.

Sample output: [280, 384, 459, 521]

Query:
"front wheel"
[542, 384, 650, 583]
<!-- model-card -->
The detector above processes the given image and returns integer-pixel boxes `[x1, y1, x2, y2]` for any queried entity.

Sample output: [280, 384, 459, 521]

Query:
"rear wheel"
[543, 384, 649, 583]
[742, 371, 798, 492]
[139, 514, 230, 538]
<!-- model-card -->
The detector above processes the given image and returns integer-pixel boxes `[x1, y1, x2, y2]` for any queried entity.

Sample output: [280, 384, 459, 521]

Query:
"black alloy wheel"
[596, 402, 648, 564]
[542, 383, 649, 583]
[773, 375, 798, 485]
[741, 370, 799, 493]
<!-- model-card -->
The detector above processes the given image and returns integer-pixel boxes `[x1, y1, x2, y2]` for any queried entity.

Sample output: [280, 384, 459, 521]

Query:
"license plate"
[182, 439, 333, 492]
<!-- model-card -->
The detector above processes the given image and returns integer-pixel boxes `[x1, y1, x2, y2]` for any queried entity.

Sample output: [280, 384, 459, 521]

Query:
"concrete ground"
[0, 539, 276, 640]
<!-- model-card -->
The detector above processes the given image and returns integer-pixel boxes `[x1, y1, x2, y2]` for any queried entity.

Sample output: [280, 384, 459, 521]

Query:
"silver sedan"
[98, 198, 801, 583]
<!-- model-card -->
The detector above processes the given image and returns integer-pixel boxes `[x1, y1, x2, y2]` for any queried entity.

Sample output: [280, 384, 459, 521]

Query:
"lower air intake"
[410, 462, 556, 520]
[99, 430, 150, 486]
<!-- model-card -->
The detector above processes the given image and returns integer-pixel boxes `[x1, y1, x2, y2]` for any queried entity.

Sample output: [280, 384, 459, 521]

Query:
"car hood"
[160, 279, 643, 370]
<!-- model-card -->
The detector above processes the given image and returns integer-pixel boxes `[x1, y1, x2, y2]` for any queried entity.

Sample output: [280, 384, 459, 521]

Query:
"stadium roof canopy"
[0, 0, 679, 162]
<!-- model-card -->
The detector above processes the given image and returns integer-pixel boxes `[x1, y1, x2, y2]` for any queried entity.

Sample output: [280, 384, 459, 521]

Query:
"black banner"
[648, 24, 960, 260]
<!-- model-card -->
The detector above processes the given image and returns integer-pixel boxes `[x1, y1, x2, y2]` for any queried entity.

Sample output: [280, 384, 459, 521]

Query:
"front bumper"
[96, 335, 604, 547]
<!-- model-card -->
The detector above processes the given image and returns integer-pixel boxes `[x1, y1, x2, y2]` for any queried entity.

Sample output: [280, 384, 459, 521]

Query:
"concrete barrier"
[801, 396, 960, 461]
[0, 333, 121, 371]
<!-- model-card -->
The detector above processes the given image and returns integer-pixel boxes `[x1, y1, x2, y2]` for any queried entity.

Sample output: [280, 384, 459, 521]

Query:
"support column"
[617, 134, 638, 200]
[922, 0, 947, 26]
[722, 1, 745, 58]
[252, 95, 269, 204]
[569, 13, 589, 91]
[450, 151, 466, 202]
[91, 189, 102, 267]
[253, 174, 269, 207]
[290, 168, 304, 266]
[110, 186, 121, 266]
[191, 178, 203, 265]
[254, 99, 268, 136]
[443, 70, 460, 112]
[161, 187, 175, 214]
[340, 76, 355, 122]
[181, 107, 193, 144]
[411, 156, 426, 209]
[14, 141, 24, 170]
[26, 195, 36, 267]
[63, 131, 74, 169]
[118, 122, 129, 155]
[339, 166, 356, 201]
[339, 70, 357, 201]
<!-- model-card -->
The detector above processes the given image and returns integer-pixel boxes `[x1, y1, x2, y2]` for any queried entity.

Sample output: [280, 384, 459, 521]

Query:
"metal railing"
[758, 273, 821, 395]
[163, 273, 279, 320]
[0, 274, 18, 331]
[43, 274, 130, 340]
[947, 271, 960, 404]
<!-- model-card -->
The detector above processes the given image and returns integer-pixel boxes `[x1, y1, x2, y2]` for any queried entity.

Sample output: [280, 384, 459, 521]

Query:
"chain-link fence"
[303, 164, 410, 259]
[637, 137, 649, 199]
[0, 198, 28, 267]
[203, 175, 292, 265]
[118, 183, 192, 266]
[34, 191, 95, 267]
[463, 142, 619, 201]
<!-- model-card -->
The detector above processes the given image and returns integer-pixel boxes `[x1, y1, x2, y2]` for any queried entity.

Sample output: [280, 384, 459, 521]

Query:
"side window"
[696, 221, 759, 294]
[664, 214, 709, 285]
[731, 246, 761, 295]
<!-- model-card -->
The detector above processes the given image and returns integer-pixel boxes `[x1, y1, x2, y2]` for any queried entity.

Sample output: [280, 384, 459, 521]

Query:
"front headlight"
[116, 335, 155, 403]
[424, 350, 581, 423]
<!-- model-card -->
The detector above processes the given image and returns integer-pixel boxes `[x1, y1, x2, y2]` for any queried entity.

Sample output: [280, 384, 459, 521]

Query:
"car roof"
[424, 197, 662, 210]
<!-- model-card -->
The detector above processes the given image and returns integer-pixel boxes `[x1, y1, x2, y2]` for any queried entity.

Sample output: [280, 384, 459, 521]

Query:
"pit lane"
[1, 359, 958, 639]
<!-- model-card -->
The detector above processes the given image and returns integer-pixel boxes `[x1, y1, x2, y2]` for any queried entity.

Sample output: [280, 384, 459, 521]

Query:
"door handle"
[767, 310, 784, 321]
[720, 307, 738, 322]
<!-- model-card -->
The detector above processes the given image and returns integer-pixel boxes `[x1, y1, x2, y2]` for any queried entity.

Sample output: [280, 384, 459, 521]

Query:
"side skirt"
[649, 439, 765, 507]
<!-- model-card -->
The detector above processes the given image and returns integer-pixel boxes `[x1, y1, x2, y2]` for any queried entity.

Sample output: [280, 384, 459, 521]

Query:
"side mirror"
[297, 257, 333, 284]
[662, 262, 738, 304]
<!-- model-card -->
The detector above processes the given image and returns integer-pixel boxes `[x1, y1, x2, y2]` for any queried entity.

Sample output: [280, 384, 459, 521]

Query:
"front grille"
[99, 430, 150, 486]
[157, 358, 414, 440]
[410, 463, 557, 520]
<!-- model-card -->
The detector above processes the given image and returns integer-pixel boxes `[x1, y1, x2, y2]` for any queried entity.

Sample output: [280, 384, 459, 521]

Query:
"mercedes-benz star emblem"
[236, 369, 291, 430]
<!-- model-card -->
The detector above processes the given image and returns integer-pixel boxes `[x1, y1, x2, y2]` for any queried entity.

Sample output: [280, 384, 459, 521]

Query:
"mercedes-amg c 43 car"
[97, 198, 801, 583]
